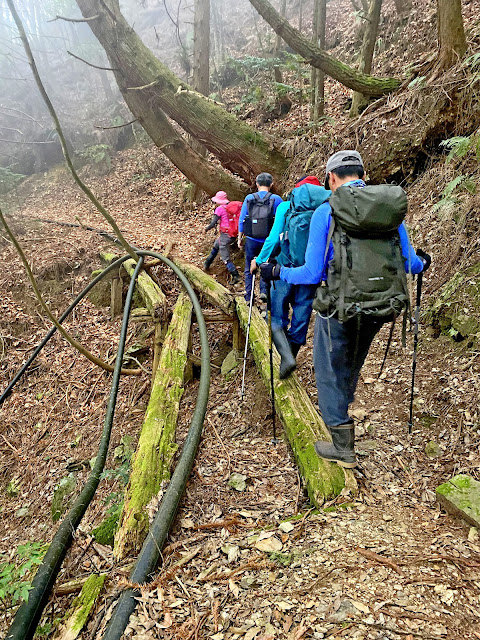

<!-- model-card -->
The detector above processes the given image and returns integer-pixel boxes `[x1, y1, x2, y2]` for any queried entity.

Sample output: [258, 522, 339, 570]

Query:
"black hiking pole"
[241, 272, 256, 400]
[408, 272, 424, 433]
[266, 283, 278, 444]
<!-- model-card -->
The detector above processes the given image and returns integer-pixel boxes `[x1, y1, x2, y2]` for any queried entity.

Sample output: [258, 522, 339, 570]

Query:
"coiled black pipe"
[0, 255, 129, 407]
[6, 256, 145, 640]
[5, 250, 210, 640]
[102, 254, 211, 640]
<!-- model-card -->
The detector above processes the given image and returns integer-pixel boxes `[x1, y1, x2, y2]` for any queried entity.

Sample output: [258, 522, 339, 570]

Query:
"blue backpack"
[279, 184, 331, 267]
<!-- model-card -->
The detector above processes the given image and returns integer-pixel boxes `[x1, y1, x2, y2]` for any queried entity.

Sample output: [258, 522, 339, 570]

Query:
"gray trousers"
[313, 313, 386, 426]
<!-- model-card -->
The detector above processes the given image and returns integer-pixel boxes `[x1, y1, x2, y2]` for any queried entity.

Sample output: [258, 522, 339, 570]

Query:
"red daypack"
[226, 201, 242, 238]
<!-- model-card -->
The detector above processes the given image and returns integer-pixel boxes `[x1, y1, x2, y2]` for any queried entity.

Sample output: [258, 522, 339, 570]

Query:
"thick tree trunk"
[248, 0, 400, 96]
[123, 87, 248, 199]
[191, 0, 211, 201]
[192, 0, 210, 96]
[75, 0, 289, 186]
[273, 0, 287, 83]
[351, 0, 383, 116]
[436, 0, 467, 70]
[310, 0, 326, 121]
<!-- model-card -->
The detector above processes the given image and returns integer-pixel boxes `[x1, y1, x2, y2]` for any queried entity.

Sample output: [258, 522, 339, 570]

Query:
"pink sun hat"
[211, 190, 229, 205]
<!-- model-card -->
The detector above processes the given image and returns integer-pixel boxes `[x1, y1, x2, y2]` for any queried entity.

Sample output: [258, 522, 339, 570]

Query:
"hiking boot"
[272, 328, 296, 379]
[314, 424, 357, 468]
[204, 250, 217, 270]
[230, 269, 241, 285]
[259, 292, 268, 303]
[290, 342, 301, 358]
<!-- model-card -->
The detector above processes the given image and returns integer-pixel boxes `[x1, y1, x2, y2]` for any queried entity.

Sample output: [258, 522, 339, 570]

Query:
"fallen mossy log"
[114, 292, 193, 561]
[175, 259, 235, 316]
[123, 257, 167, 322]
[56, 574, 106, 640]
[236, 298, 357, 506]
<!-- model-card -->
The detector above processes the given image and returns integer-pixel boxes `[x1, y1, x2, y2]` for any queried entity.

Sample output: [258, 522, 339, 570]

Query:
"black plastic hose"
[0, 255, 130, 407]
[6, 257, 145, 640]
[102, 250, 211, 640]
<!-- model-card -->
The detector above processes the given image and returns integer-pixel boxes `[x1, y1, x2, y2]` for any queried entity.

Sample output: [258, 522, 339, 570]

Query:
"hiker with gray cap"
[260, 150, 431, 469]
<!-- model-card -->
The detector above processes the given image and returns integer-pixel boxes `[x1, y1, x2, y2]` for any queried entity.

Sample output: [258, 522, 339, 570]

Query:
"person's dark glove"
[416, 249, 431, 272]
[260, 261, 281, 281]
[205, 215, 219, 232]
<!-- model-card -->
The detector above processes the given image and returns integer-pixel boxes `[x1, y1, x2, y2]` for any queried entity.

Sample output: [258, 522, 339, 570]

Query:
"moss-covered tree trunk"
[75, 0, 289, 187]
[248, 0, 399, 97]
[57, 574, 106, 640]
[123, 258, 167, 321]
[114, 292, 193, 560]
[236, 298, 357, 505]
[175, 259, 235, 316]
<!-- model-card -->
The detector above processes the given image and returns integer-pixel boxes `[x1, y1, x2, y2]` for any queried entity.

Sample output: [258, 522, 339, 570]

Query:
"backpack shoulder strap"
[322, 214, 335, 278]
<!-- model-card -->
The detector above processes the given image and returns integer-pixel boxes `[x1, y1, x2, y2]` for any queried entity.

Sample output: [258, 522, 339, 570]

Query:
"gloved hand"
[260, 261, 281, 281]
[416, 249, 431, 272]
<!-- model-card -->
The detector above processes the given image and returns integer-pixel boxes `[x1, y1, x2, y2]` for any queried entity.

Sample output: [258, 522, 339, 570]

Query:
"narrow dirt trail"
[1, 151, 479, 639]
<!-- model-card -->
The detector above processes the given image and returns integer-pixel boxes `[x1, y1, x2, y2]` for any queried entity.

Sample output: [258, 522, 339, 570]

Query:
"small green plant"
[0, 167, 26, 195]
[440, 135, 480, 162]
[0, 542, 48, 604]
[433, 175, 476, 218]
[6, 477, 20, 497]
[78, 143, 112, 170]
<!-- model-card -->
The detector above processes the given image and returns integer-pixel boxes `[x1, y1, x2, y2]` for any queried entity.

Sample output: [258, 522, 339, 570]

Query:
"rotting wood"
[56, 574, 106, 640]
[235, 298, 357, 506]
[122, 258, 167, 323]
[114, 292, 193, 561]
[175, 259, 235, 316]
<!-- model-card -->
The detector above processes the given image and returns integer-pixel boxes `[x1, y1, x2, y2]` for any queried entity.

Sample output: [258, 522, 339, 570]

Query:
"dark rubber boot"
[290, 342, 301, 358]
[314, 424, 357, 468]
[204, 249, 218, 270]
[272, 328, 296, 379]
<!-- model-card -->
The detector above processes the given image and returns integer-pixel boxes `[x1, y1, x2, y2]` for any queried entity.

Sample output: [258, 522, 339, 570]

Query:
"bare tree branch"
[48, 14, 99, 22]
[7, 0, 138, 262]
[0, 138, 54, 144]
[94, 119, 137, 129]
[67, 50, 119, 71]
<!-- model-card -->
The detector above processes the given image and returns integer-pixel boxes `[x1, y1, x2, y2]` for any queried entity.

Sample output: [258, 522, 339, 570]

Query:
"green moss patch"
[436, 474, 480, 528]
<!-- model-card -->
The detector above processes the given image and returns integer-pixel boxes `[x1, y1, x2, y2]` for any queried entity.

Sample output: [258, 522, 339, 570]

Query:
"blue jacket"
[239, 190, 284, 243]
[280, 180, 424, 284]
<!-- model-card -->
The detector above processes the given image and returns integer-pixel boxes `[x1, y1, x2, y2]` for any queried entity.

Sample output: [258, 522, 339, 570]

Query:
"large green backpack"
[278, 183, 331, 267]
[313, 184, 410, 321]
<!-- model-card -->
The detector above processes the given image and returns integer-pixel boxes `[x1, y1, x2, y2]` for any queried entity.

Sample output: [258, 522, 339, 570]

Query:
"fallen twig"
[356, 547, 404, 575]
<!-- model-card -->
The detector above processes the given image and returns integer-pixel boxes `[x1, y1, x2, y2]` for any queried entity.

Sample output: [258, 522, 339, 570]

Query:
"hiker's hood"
[291, 183, 331, 212]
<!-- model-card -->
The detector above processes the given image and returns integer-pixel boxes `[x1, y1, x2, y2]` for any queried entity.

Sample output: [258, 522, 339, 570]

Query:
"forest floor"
[0, 143, 479, 640]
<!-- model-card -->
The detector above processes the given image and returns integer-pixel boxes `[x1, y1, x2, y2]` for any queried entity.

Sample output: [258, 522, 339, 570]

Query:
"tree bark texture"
[114, 292, 193, 561]
[351, 0, 383, 116]
[436, 0, 467, 70]
[174, 259, 236, 315]
[123, 88, 248, 199]
[236, 299, 357, 505]
[248, 0, 400, 96]
[193, 0, 210, 96]
[75, 0, 289, 186]
[310, 0, 326, 121]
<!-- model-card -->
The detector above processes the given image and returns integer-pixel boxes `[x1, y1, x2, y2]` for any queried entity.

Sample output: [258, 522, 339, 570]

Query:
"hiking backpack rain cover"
[279, 183, 331, 267]
[242, 193, 274, 240]
[313, 184, 410, 321]
[225, 201, 242, 238]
